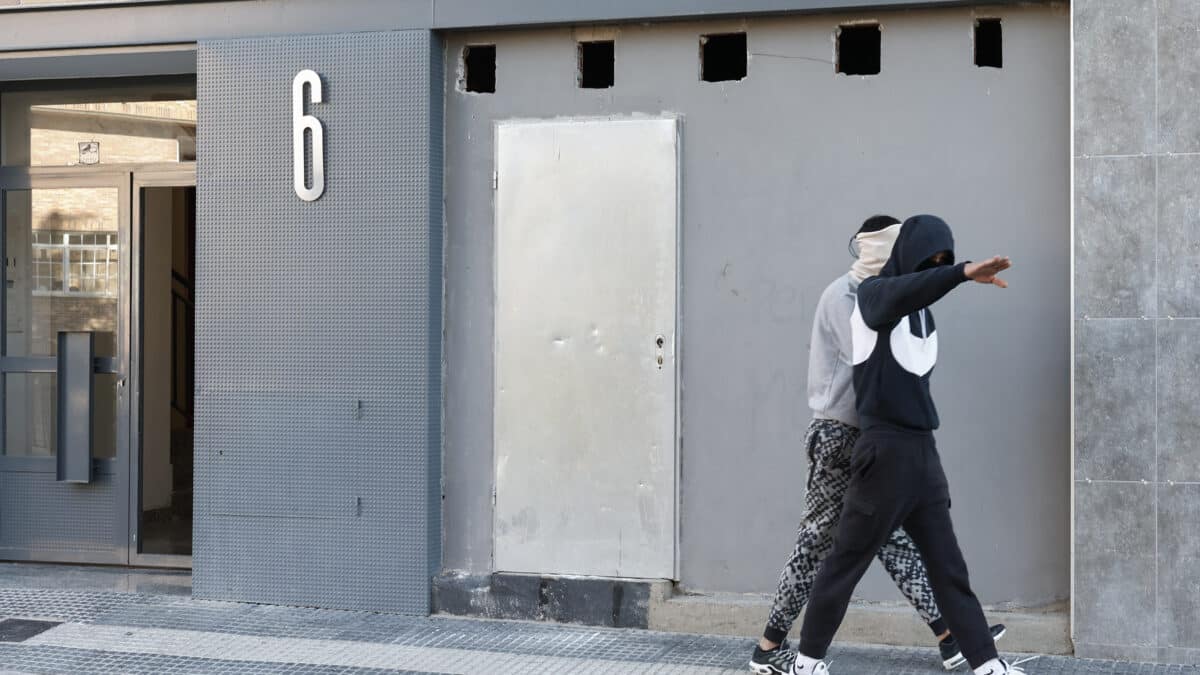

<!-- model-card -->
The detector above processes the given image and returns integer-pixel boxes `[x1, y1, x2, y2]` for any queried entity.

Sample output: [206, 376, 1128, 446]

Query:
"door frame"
[491, 117, 681, 579]
[128, 164, 195, 569]
[0, 165, 133, 565]
[0, 162, 196, 568]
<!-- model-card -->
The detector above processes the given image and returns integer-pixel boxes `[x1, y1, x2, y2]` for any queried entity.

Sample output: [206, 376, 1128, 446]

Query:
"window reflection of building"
[33, 231, 119, 296]
[2, 90, 197, 167]
[1, 86, 194, 460]
[4, 187, 120, 460]
[28, 100, 196, 166]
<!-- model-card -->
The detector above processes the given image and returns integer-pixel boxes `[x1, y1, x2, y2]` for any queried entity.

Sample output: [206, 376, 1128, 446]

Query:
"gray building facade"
[0, 0, 1183, 666]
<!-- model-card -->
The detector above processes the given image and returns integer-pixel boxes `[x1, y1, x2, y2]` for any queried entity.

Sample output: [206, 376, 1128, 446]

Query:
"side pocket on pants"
[834, 495, 879, 553]
[849, 442, 877, 480]
[804, 426, 820, 491]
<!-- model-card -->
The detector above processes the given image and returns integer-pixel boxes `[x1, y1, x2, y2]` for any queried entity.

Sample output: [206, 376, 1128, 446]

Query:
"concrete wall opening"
[975, 18, 1003, 68]
[700, 32, 746, 82]
[462, 44, 496, 93]
[837, 23, 882, 75]
[578, 41, 615, 89]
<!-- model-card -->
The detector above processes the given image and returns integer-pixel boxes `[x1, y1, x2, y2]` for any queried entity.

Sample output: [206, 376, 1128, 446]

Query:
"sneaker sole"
[748, 660, 788, 675]
[942, 626, 1008, 671]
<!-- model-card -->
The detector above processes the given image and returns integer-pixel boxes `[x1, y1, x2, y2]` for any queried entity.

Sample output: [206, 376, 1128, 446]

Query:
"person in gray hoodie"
[748, 216, 1002, 675]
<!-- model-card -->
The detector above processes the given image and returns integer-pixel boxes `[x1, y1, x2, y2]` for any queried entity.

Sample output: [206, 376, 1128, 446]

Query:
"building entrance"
[0, 80, 196, 568]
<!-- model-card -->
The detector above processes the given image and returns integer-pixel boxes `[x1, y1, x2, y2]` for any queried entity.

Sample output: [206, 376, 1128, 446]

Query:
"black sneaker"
[940, 624, 1007, 670]
[749, 639, 796, 675]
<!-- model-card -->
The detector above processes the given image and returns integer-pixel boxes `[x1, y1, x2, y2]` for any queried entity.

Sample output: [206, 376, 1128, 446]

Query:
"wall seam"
[1153, 0, 1160, 653]
[1068, 0, 1077, 644]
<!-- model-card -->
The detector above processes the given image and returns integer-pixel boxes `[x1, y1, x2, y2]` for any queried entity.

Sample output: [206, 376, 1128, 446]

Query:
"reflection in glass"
[1, 83, 196, 167]
[3, 188, 121, 458]
[93, 374, 117, 460]
[1, 373, 117, 459]
[4, 373, 56, 457]
[5, 189, 120, 359]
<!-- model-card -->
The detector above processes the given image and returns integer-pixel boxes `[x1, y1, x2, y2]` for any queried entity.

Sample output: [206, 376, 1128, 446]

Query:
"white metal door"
[494, 118, 678, 579]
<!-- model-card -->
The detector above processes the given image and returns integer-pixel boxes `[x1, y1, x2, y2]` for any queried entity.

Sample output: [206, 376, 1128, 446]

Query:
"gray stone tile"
[1158, 645, 1200, 665]
[1158, 320, 1200, 482]
[1158, 484, 1200, 648]
[1075, 157, 1157, 318]
[1075, 642, 1160, 663]
[1073, 480, 1156, 646]
[1075, 0, 1157, 156]
[1075, 319, 1156, 481]
[1158, 0, 1200, 154]
[1158, 156, 1200, 317]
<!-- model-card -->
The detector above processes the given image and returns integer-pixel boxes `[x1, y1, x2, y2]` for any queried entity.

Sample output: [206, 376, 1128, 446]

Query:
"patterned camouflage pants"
[764, 418, 943, 641]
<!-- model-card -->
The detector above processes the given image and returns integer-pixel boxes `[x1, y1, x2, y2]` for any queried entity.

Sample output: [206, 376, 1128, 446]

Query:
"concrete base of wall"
[434, 573, 1072, 656]
[649, 589, 1073, 656]
[432, 572, 657, 629]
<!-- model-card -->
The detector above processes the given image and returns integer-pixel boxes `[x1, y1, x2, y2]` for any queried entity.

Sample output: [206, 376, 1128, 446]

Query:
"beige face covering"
[849, 223, 902, 282]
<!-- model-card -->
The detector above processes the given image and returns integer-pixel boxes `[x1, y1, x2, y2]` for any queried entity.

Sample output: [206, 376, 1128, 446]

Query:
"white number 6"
[293, 69, 325, 201]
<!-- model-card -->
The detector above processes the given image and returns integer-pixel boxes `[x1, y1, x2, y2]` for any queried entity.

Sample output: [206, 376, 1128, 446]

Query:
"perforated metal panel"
[0, 473, 115, 553]
[194, 31, 442, 613]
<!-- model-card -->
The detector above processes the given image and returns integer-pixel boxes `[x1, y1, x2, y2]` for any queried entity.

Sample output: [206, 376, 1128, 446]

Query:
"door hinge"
[491, 485, 497, 506]
[491, 171, 498, 190]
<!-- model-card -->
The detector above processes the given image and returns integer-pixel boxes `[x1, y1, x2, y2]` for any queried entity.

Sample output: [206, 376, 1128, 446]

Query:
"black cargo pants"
[798, 426, 998, 669]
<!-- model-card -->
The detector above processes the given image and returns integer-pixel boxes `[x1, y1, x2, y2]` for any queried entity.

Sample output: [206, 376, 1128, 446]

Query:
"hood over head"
[880, 214, 956, 277]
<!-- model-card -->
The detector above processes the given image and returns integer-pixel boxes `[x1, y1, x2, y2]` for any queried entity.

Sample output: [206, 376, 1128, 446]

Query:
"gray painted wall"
[193, 30, 442, 613]
[0, 0, 1028, 54]
[1073, 0, 1200, 664]
[443, 4, 1070, 606]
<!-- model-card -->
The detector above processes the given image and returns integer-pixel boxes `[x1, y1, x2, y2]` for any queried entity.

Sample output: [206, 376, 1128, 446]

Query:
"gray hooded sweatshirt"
[807, 222, 901, 427]
[807, 273, 862, 428]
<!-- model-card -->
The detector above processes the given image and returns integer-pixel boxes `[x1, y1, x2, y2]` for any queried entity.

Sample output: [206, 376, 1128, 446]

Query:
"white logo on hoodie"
[851, 303, 938, 376]
[890, 309, 938, 376]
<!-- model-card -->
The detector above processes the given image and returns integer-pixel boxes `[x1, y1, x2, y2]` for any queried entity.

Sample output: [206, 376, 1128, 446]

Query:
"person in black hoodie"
[790, 215, 1019, 675]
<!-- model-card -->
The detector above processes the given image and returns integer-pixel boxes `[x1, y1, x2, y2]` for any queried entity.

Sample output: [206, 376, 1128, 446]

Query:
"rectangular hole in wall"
[837, 24, 881, 76]
[463, 44, 496, 93]
[701, 33, 747, 83]
[579, 41, 615, 89]
[975, 18, 1003, 68]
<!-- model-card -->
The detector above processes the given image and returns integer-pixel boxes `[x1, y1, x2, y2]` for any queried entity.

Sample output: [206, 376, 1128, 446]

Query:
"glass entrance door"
[0, 168, 131, 564]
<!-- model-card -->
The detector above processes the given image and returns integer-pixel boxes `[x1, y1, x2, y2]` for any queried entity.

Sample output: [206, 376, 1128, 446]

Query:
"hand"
[963, 256, 1011, 288]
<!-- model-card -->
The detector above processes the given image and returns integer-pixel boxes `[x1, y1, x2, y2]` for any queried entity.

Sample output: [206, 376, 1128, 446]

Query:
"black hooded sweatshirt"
[850, 215, 970, 432]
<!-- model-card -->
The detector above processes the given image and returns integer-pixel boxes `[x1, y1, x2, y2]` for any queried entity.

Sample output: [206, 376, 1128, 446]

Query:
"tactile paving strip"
[0, 588, 1194, 674]
[0, 644, 442, 675]
[0, 589, 150, 623]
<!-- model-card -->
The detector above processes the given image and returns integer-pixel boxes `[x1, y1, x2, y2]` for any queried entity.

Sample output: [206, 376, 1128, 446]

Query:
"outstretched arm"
[858, 256, 1011, 330]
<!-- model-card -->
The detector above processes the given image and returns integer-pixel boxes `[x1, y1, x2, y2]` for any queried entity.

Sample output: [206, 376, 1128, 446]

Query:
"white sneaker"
[974, 658, 1024, 674]
[790, 654, 829, 674]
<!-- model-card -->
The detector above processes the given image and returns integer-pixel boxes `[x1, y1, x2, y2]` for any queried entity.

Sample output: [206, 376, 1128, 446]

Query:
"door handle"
[58, 332, 95, 483]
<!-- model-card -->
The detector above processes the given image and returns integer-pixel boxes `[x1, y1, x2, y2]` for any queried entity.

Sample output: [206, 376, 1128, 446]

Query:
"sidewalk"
[0, 564, 1192, 674]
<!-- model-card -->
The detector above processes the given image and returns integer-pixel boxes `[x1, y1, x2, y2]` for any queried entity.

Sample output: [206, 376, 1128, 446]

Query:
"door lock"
[655, 335, 665, 368]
